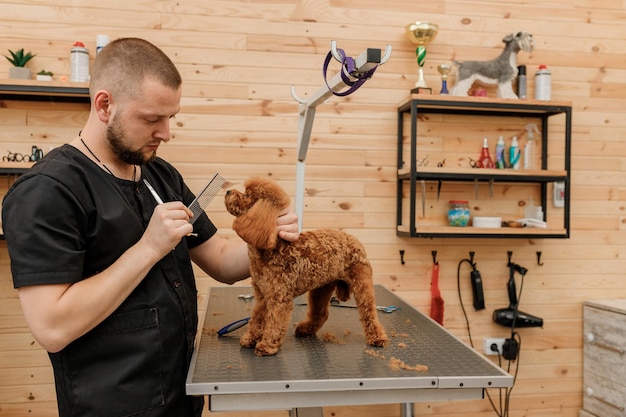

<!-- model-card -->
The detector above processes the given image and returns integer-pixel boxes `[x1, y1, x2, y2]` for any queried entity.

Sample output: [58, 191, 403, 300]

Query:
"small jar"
[448, 200, 470, 227]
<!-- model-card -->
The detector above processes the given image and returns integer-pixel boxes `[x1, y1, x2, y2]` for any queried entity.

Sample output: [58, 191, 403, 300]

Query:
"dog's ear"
[232, 199, 281, 249]
[502, 33, 514, 43]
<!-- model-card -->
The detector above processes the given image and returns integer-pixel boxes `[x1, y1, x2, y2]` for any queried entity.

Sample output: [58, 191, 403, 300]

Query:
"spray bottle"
[495, 135, 505, 169]
[477, 137, 495, 168]
[524, 123, 540, 170]
[70, 41, 90, 83]
[509, 136, 520, 170]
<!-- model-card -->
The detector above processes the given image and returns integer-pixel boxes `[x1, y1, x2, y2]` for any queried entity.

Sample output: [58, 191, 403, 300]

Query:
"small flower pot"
[9, 67, 32, 80]
[36, 74, 53, 81]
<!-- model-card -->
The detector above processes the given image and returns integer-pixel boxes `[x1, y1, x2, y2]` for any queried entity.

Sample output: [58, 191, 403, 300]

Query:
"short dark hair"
[89, 38, 182, 100]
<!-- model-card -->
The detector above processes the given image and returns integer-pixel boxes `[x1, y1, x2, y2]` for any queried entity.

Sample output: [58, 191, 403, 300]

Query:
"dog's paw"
[294, 321, 317, 337]
[239, 332, 257, 348]
[254, 342, 279, 356]
[367, 334, 389, 348]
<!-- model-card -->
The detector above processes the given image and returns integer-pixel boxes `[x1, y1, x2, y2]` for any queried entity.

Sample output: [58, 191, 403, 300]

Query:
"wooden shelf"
[398, 94, 573, 116]
[397, 225, 568, 239]
[398, 167, 568, 183]
[0, 80, 89, 239]
[396, 96, 572, 239]
[0, 79, 89, 102]
[0, 161, 33, 175]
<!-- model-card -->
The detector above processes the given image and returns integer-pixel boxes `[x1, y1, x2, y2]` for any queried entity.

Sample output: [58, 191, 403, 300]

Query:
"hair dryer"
[493, 262, 543, 328]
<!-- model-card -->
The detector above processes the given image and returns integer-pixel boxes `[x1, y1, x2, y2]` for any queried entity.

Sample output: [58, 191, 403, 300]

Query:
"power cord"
[486, 332, 521, 417]
[456, 255, 523, 417]
[456, 253, 479, 347]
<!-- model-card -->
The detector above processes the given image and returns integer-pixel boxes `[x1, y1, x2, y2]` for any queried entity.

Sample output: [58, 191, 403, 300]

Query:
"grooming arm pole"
[292, 42, 391, 231]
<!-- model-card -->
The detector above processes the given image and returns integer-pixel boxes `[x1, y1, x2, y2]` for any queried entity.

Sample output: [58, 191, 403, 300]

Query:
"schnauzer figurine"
[450, 31, 534, 99]
[224, 176, 388, 356]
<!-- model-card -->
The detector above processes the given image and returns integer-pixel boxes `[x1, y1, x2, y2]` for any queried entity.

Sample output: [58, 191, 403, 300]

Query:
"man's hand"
[277, 208, 299, 242]
[143, 202, 194, 257]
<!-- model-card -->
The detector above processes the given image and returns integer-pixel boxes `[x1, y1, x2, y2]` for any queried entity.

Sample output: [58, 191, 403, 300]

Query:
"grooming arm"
[291, 41, 391, 231]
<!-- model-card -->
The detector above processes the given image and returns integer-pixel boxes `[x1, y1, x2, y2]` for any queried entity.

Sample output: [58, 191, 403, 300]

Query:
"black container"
[516, 65, 527, 99]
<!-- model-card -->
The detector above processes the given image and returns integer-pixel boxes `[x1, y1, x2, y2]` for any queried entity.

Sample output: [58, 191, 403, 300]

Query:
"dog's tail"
[335, 281, 351, 301]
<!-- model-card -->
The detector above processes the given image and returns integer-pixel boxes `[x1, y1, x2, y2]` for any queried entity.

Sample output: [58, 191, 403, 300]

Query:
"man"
[2, 38, 299, 417]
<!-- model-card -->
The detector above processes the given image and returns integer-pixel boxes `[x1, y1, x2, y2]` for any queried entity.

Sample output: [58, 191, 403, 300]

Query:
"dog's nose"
[226, 190, 231, 195]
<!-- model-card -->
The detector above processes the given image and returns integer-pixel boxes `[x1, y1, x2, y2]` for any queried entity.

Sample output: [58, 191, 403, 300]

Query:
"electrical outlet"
[483, 338, 506, 355]
[553, 181, 565, 207]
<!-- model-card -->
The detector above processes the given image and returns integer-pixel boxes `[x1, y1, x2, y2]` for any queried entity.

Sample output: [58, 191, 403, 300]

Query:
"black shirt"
[2, 145, 217, 417]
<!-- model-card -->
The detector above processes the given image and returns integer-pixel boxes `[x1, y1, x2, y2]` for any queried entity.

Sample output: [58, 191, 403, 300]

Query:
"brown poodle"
[224, 176, 388, 356]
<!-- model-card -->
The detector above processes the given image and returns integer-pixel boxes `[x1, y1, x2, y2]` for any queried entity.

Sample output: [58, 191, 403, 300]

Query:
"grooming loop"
[291, 41, 391, 230]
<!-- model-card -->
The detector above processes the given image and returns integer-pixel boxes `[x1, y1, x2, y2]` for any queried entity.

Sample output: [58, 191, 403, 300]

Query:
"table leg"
[400, 403, 414, 417]
[290, 407, 324, 417]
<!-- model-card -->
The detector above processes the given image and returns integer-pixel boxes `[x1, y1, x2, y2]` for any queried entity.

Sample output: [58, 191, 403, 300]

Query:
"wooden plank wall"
[0, 0, 623, 416]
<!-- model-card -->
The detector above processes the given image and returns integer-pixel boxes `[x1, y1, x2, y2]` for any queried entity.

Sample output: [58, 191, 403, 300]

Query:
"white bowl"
[472, 216, 502, 228]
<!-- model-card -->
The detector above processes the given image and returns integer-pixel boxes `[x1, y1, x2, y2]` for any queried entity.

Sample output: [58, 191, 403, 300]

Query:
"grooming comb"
[188, 173, 227, 225]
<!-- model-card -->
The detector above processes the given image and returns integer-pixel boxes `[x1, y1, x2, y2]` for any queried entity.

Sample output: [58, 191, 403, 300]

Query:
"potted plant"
[5, 48, 36, 79]
[36, 70, 53, 81]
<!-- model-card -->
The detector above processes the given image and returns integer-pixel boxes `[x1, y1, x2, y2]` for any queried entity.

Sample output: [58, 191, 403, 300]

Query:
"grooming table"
[186, 285, 512, 416]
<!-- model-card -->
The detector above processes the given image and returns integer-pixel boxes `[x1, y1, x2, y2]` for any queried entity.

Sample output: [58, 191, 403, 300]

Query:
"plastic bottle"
[96, 35, 110, 54]
[516, 65, 527, 99]
[509, 136, 520, 170]
[70, 41, 90, 82]
[495, 135, 505, 169]
[535, 64, 551, 100]
[477, 137, 495, 168]
[524, 123, 539, 170]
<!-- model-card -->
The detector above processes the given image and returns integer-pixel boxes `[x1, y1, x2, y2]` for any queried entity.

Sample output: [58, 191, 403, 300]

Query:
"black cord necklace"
[79, 131, 136, 181]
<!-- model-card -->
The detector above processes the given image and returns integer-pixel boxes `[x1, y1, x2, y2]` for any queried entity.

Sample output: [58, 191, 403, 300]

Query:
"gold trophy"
[405, 22, 439, 93]
[437, 64, 451, 94]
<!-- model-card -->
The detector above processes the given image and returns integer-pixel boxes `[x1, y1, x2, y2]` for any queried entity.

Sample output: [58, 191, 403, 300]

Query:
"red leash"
[430, 261, 444, 325]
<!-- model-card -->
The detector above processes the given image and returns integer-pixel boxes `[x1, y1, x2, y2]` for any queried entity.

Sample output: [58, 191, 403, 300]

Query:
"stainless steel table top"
[186, 285, 512, 411]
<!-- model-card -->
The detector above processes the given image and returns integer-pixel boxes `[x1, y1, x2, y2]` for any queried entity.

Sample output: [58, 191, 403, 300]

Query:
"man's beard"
[106, 116, 157, 165]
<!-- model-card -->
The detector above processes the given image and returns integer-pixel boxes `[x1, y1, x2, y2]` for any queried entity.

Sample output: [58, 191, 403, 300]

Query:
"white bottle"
[535, 64, 551, 101]
[96, 35, 110, 54]
[524, 123, 539, 170]
[70, 41, 90, 82]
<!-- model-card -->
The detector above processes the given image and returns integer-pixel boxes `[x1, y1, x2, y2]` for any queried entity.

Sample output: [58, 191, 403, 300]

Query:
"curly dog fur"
[224, 176, 388, 356]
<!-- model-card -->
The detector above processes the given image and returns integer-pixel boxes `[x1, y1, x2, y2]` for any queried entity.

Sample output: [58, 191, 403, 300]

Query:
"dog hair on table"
[450, 31, 534, 99]
[224, 176, 388, 356]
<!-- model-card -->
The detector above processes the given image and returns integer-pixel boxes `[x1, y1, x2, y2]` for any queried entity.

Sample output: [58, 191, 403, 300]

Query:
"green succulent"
[37, 70, 53, 76]
[5, 48, 36, 67]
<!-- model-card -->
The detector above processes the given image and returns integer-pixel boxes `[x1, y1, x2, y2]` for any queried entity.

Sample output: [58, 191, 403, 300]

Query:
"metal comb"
[188, 173, 226, 225]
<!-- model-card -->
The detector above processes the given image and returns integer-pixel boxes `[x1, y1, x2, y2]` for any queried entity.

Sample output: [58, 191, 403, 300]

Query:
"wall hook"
[507, 251, 513, 265]
[432, 250, 438, 265]
[399, 249, 406, 265]
[537, 251, 544, 266]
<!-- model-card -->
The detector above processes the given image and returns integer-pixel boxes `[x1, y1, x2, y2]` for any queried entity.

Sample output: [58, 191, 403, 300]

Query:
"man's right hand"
[143, 202, 194, 257]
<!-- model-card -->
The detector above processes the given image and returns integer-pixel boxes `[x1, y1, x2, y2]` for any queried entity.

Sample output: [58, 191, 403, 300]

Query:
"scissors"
[330, 297, 401, 313]
[436, 159, 445, 200]
[416, 155, 429, 167]
[377, 305, 401, 313]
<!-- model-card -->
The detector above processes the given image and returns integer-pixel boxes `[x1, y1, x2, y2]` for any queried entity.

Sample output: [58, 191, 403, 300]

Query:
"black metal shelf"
[397, 95, 572, 239]
[0, 81, 89, 103]
[398, 169, 568, 183]
[396, 228, 569, 239]
[0, 166, 31, 175]
[397, 96, 572, 118]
